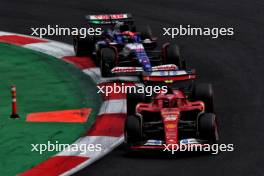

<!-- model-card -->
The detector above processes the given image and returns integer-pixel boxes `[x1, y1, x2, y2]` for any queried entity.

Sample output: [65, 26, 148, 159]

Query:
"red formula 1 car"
[124, 70, 219, 150]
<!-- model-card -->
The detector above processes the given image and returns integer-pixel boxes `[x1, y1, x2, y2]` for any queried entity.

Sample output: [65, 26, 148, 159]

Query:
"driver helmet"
[163, 99, 170, 108]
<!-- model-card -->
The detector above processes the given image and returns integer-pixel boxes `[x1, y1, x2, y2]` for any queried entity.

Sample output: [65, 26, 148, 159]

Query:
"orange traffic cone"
[10, 85, 20, 118]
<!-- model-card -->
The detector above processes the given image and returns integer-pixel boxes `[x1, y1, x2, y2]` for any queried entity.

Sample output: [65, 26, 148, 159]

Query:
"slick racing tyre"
[193, 83, 214, 113]
[140, 25, 153, 40]
[100, 48, 116, 77]
[126, 92, 146, 116]
[73, 35, 94, 56]
[198, 113, 219, 143]
[125, 115, 143, 145]
[165, 44, 186, 69]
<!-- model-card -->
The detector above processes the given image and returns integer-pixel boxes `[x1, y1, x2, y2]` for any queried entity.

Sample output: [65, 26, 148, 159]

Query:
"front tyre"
[73, 36, 94, 56]
[125, 115, 143, 145]
[100, 48, 116, 77]
[193, 83, 214, 113]
[126, 92, 146, 116]
[198, 113, 219, 143]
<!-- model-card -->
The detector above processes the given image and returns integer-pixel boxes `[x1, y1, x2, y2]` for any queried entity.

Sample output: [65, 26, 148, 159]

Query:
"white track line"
[24, 41, 75, 58]
[98, 99, 126, 115]
[60, 136, 124, 176]
[57, 136, 122, 158]
[0, 31, 14, 36]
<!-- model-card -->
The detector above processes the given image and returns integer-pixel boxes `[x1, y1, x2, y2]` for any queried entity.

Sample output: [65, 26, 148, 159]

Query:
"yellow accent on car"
[164, 80, 173, 83]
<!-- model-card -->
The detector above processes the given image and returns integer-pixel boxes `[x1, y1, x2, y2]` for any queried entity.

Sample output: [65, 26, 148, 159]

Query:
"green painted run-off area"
[0, 43, 101, 175]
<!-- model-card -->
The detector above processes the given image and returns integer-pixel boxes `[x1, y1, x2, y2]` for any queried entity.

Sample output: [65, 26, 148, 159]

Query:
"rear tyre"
[100, 48, 116, 77]
[140, 25, 153, 40]
[193, 83, 214, 113]
[198, 113, 219, 143]
[127, 92, 146, 116]
[165, 44, 186, 69]
[125, 115, 142, 145]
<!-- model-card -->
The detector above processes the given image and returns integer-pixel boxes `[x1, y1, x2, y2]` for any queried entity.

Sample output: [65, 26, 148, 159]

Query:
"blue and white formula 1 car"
[73, 13, 186, 77]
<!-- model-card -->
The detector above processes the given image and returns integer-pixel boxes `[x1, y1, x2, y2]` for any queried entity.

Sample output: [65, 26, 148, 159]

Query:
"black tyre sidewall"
[100, 48, 116, 77]
[198, 113, 219, 143]
[166, 44, 186, 69]
[193, 83, 214, 113]
[140, 25, 153, 40]
[125, 115, 142, 145]
[126, 92, 145, 116]
[73, 36, 94, 56]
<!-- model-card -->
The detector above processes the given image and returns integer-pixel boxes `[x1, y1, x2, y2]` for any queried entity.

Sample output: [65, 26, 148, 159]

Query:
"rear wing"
[111, 64, 178, 73]
[111, 64, 196, 81]
[142, 70, 196, 82]
[85, 13, 133, 24]
[142, 69, 196, 96]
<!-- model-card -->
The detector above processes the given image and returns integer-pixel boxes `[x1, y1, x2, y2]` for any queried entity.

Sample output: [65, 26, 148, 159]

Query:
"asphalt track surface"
[1, 0, 264, 176]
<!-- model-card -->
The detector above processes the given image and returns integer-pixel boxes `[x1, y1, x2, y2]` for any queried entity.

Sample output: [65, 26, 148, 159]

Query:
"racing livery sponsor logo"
[144, 140, 163, 146]
[179, 138, 203, 144]
[90, 14, 128, 20]
[150, 70, 187, 76]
